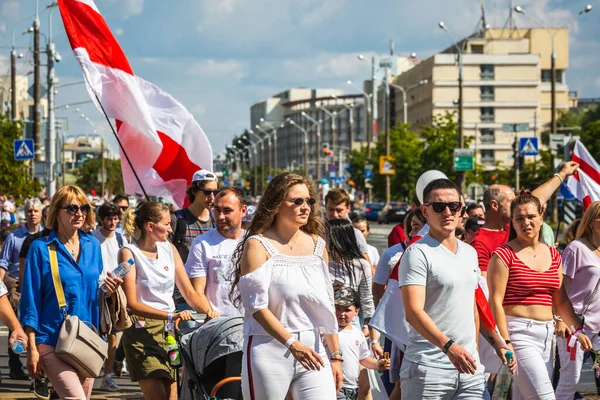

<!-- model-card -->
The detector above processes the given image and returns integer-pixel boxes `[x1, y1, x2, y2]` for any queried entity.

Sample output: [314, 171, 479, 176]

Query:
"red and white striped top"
[493, 244, 562, 307]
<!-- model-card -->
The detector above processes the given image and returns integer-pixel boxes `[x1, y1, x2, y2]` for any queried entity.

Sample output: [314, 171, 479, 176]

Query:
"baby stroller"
[176, 316, 244, 400]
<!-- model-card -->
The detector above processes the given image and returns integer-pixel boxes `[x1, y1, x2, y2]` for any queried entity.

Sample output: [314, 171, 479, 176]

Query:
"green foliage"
[75, 157, 124, 194]
[581, 119, 600, 163]
[0, 115, 41, 200]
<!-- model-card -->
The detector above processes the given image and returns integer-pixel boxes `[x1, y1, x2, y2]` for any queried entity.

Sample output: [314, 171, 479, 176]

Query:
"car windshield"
[390, 203, 407, 210]
[367, 202, 383, 210]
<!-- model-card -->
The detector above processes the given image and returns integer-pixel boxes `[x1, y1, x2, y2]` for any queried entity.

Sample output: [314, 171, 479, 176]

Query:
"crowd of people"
[0, 161, 598, 399]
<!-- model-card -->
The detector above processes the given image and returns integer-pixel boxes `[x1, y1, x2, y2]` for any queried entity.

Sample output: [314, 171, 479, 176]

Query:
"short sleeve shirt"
[399, 234, 479, 369]
[470, 226, 510, 272]
[338, 326, 370, 389]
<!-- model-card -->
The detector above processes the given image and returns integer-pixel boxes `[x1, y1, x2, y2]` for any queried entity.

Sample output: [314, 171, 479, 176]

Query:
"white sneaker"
[122, 361, 129, 376]
[100, 375, 120, 392]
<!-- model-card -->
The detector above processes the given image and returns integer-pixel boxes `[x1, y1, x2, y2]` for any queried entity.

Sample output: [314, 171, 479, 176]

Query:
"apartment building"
[381, 28, 569, 169]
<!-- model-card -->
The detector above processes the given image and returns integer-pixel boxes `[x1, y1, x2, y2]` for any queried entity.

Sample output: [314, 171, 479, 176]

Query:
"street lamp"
[259, 117, 280, 172]
[301, 111, 323, 183]
[388, 79, 428, 124]
[514, 4, 592, 137]
[331, 95, 355, 150]
[347, 80, 373, 159]
[318, 106, 337, 153]
[248, 129, 266, 192]
[242, 134, 259, 195]
[255, 124, 273, 177]
[287, 119, 310, 179]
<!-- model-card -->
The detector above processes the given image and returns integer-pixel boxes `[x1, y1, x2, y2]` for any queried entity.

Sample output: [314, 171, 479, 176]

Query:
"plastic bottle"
[492, 351, 513, 400]
[11, 339, 25, 354]
[165, 332, 181, 367]
[100, 258, 134, 292]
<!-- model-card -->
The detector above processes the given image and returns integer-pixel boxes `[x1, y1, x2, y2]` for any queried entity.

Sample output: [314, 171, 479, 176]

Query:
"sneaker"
[100, 375, 120, 392]
[9, 368, 29, 380]
[122, 361, 129, 376]
[112, 361, 123, 377]
[32, 378, 50, 399]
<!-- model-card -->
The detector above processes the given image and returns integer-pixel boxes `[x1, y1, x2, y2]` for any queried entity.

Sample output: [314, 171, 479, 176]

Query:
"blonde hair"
[576, 201, 600, 241]
[122, 208, 137, 239]
[45, 185, 96, 231]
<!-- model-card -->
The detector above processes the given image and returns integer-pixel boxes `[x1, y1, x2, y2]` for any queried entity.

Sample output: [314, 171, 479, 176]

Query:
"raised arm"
[531, 161, 578, 204]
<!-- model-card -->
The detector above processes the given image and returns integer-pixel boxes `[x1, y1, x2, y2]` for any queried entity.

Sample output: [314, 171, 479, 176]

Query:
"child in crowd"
[334, 287, 390, 400]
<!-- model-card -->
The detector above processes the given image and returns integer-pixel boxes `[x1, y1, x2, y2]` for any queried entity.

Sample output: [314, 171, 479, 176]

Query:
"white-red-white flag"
[58, 0, 213, 208]
[567, 140, 600, 210]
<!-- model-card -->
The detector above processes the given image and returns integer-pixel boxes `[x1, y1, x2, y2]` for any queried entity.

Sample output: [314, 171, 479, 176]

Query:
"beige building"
[380, 28, 569, 169]
[0, 74, 48, 121]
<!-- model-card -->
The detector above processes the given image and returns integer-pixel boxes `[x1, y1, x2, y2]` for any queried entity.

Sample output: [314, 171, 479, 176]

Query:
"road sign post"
[14, 139, 35, 160]
[503, 123, 531, 192]
[379, 156, 396, 175]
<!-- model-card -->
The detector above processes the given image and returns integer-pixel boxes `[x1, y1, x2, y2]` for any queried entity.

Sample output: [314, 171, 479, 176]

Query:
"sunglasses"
[424, 201, 463, 214]
[62, 204, 91, 216]
[119, 206, 129, 211]
[288, 197, 317, 206]
[202, 189, 220, 196]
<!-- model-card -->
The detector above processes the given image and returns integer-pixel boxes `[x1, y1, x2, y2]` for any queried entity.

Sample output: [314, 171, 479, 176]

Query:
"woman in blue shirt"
[20, 185, 121, 400]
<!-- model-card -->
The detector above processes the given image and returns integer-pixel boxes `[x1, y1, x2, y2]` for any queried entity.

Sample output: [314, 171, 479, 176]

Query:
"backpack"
[171, 209, 189, 262]
[115, 232, 124, 249]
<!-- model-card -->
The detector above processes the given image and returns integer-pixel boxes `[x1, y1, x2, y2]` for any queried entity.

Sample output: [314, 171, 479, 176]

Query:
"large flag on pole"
[567, 140, 600, 210]
[58, 0, 213, 208]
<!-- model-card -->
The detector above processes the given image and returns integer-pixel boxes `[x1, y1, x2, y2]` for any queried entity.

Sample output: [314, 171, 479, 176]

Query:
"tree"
[581, 119, 600, 163]
[420, 112, 463, 182]
[0, 115, 41, 200]
[75, 157, 124, 194]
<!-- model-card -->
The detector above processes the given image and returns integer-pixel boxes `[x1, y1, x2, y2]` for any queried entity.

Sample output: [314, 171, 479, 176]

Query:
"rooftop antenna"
[501, 0, 522, 38]
[389, 39, 394, 56]
[473, 0, 488, 37]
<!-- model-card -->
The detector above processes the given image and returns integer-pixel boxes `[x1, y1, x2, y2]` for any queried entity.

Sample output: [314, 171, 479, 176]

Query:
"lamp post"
[357, 54, 377, 152]
[259, 118, 280, 172]
[10, 13, 34, 121]
[331, 95, 354, 151]
[347, 80, 373, 159]
[389, 79, 429, 124]
[288, 119, 310, 179]
[46, 1, 60, 197]
[248, 129, 265, 192]
[318, 106, 337, 154]
[242, 135, 259, 196]
[254, 125, 272, 178]
[439, 21, 464, 190]
[301, 111, 322, 183]
[514, 4, 592, 138]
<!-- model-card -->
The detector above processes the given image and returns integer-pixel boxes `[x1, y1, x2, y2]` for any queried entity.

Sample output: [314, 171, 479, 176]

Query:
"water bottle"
[165, 332, 181, 367]
[100, 258, 134, 292]
[11, 339, 25, 354]
[492, 351, 513, 400]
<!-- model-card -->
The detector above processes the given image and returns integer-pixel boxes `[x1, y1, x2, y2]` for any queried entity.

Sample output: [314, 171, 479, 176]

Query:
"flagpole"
[92, 92, 150, 202]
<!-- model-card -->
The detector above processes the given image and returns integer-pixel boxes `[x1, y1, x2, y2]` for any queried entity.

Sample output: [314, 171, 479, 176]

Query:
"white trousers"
[241, 329, 336, 400]
[555, 336, 586, 400]
[506, 316, 555, 400]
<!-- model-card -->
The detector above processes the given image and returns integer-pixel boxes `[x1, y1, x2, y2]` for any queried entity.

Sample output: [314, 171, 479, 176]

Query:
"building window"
[541, 69, 564, 83]
[471, 44, 484, 54]
[480, 128, 495, 144]
[480, 86, 494, 101]
[480, 150, 495, 165]
[480, 107, 494, 122]
[480, 64, 494, 80]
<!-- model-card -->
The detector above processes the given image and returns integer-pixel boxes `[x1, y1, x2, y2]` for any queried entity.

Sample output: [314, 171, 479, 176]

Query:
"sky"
[0, 0, 598, 158]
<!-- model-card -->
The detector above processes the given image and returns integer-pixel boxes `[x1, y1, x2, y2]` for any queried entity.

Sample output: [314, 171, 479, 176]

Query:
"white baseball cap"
[192, 170, 218, 183]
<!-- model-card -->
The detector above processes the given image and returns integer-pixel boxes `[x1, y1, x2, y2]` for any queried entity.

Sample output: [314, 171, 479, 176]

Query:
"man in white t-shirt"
[399, 178, 512, 399]
[185, 187, 247, 317]
[92, 202, 128, 392]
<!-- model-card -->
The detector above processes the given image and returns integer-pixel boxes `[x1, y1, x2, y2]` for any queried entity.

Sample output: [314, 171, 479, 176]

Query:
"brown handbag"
[49, 243, 108, 378]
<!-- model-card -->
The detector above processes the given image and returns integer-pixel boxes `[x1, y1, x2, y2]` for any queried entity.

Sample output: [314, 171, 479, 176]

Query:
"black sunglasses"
[62, 204, 91, 216]
[424, 202, 463, 214]
[119, 206, 129, 211]
[289, 197, 317, 206]
[202, 189, 220, 196]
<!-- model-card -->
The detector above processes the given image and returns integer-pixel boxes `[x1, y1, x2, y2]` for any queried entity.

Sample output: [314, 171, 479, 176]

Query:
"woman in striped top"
[487, 193, 592, 400]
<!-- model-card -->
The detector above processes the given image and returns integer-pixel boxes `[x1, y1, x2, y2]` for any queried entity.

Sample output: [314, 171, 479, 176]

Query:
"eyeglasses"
[119, 206, 129, 211]
[62, 204, 91, 216]
[202, 190, 220, 196]
[423, 202, 463, 214]
[288, 197, 317, 206]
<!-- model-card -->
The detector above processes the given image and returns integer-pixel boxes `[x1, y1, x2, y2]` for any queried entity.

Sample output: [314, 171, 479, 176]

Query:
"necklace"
[277, 231, 299, 251]
[523, 245, 540, 258]
[59, 234, 79, 258]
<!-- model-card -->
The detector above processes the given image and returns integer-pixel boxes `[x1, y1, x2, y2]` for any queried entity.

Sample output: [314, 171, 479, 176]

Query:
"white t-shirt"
[185, 228, 244, 317]
[373, 243, 405, 285]
[92, 229, 128, 281]
[0, 281, 7, 297]
[399, 234, 480, 369]
[338, 325, 370, 389]
[366, 244, 380, 268]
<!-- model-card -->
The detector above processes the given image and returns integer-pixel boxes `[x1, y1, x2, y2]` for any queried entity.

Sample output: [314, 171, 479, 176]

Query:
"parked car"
[363, 202, 384, 221]
[378, 202, 409, 224]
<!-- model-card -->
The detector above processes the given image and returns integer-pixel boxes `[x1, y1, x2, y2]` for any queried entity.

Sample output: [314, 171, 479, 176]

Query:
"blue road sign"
[519, 137, 539, 156]
[14, 139, 34, 160]
[365, 170, 373, 179]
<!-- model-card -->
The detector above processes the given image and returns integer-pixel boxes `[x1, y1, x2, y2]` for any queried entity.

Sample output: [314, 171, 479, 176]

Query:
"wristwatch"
[442, 339, 455, 354]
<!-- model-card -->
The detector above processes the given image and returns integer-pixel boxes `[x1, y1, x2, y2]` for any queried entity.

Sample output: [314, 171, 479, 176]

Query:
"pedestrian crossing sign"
[519, 137, 539, 156]
[14, 139, 35, 160]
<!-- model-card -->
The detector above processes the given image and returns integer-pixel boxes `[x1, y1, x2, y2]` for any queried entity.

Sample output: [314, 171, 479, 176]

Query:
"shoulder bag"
[576, 277, 600, 327]
[49, 243, 108, 378]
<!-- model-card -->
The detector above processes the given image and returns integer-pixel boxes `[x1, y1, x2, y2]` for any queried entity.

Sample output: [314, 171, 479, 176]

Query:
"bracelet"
[331, 349, 343, 358]
[553, 315, 563, 322]
[330, 358, 343, 363]
[167, 312, 173, 323]
[554, 173, 564, 183]
[284, 336, 297, 349]
[442, 339, 455, 354]
[504, 340, 512, 345]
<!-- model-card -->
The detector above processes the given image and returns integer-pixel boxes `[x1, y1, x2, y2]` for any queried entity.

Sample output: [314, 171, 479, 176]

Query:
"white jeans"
[555, 336, 586, 400]
[241, 329, 336, 400]
[506, 316, 555, 400]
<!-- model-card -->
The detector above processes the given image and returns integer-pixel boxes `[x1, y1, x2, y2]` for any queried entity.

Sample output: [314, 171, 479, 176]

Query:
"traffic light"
[222, 169, 227, 176]
[322, 143, 332, 157]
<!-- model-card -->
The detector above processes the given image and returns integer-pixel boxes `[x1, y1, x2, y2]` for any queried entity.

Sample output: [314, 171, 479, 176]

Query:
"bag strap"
[49, 243, 67, 309]
[116, 232, 124, 249]
[581, 278, 600, 317]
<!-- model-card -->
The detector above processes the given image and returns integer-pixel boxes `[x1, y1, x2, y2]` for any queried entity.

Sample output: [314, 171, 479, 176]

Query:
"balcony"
[480, 114, 494, 122]
[480, 135, 495, 144]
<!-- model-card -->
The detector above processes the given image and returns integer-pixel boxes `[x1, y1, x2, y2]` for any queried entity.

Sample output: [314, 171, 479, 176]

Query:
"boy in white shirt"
[335, 287, 389, 400]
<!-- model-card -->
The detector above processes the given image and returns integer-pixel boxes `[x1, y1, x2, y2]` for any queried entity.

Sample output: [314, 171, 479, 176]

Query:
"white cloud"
[105, 0, 144, 19]
[114, 28, 124, 36]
